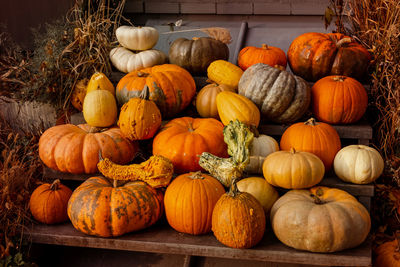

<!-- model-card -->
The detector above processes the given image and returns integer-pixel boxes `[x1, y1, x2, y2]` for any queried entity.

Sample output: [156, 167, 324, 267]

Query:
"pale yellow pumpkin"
[207, 60, 243, 89]
[86, 72, 115, 96]
[334, 145, 384, 184]
[216, 91, 260, 127]
[83, 90, 118, 127]
[237, 177, 279, 216]
[116, 26, 159, 51]
[263, 148, 325, 189]
[109, 47, 167, 73]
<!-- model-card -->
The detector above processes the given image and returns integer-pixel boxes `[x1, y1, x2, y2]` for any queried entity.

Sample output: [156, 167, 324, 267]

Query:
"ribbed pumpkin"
[238, 44, 287, 71]
[71, 78, 89, 111]
[238, 63, 311, 123]
[280, 118, 341, 171]
[86, 72, 115, 96]
[375, 239, 400, 267]
[164, 172, 225, 235]
[334, 145, 384, 184]
[67, 177, 163, 237]
[271, 186, 371, 252]
[153, 117, 228, 173]
[118, 85, 162, 140]
[263, 148, 325, 189]
[236, 177, 279, 216]
[169, 37, 229, 74]
[196, 83, 235, 119]
[287, 32, 372, 82]
[29, 179, 72, 224]
[216, 91, 260, 127]
[207, 60, 243, 90]
[39, 124, 138, 174]
[311, 75, 368, 124]
[82, 90, 118, 127]
[212, 180, 266, 249]
[116, 64, 196, 118]
[116, 25, 159, 51]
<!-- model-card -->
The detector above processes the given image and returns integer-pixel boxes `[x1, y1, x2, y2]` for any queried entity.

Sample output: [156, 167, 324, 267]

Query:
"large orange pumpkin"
[39, 124, 138, 174]
[153, 117, 228, 173]
[116, 64, 196, 118]
[311, 75, 368, 124]
[164, 172, 225, 235]
[67, 176, 164, 237]
[29, 179, 72, 224]
[238, 44, 287, 71]
[280, 118, 341, 171]
[287, 32, 372, 82]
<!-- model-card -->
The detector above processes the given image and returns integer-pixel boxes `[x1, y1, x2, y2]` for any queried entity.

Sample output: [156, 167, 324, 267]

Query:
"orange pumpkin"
[152, 117, 228, 173]
[116, 64, 196, 118]
[238, 44, 287, 71]
[29, 179, 72, 224]
[280, 118, 341, 171]
[195, 83, 235, 119]
[311, 75, 368, 124]
[287, 32, 372, 82]
[39, 124, 138, 174]
[375, 239, 400, 267]
[118, 85, 162, 140]
[68, 176, 164, 237]
[164, 172, 225, 235]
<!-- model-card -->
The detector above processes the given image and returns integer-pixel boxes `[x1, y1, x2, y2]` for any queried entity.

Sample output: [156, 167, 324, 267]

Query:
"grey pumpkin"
[169, 37, 229, 75]
[238, 63, 311, 124]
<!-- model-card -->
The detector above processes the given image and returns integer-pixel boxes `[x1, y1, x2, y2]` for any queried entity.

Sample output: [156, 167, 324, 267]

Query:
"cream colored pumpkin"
[334, 145, 384, 184]
[86, 72, 115, 96]
[110, 47, 167, 73]
[237, 177, 279, 216]
[116, 26, 159, 51]
[245, 135, 279, 174]
[83, 90, 118, 127]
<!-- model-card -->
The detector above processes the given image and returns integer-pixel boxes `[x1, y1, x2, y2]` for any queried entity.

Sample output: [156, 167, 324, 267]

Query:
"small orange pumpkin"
[312, 75, 368, 124]
[195, 83, 235, 119]
[118, 85, 162, 140]
[29, 179, 72, 224]
[280, 118, 341, 171]
[238, 44, 287, 71]
[375, 239, 400, 267]
[164, 172, 225, 235]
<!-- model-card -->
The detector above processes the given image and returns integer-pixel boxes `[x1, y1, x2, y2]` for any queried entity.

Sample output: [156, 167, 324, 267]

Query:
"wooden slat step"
[25, 223, 371, 267]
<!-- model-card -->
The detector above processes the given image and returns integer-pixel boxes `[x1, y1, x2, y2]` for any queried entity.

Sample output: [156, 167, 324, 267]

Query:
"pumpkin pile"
[31, 28, 383, 257]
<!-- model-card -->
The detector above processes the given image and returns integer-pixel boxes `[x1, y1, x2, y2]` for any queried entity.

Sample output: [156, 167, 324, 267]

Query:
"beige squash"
[245, 134, 279, 174]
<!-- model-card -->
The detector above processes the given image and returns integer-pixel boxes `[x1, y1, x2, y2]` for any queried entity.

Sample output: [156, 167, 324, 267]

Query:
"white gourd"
[116, 26, 159, 51]
[109, 47, 167, 73]
[245, 135, 279, 174]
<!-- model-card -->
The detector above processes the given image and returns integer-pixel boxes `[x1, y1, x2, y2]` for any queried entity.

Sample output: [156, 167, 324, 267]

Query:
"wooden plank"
[258, 118, 373, 140]
[25, 223, 371, 267]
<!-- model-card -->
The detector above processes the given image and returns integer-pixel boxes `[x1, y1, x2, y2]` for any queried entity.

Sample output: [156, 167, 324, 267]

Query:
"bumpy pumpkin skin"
[169, 37, 229, 75]
[152, 117, 228, 173]
[196, 83, 235, 119]
[207, 60, 243, 89]
[164, 172, 225, 235]
[67, 177, 163, 237]
[238, 44, 287, 71]
[287, 32, 371, 82]
[333, 145, 384, 184]
[374, 239, 400, 267]
[238, 63, 311, 124]
[280, 118, 341, 171]
[271, 186, 371, 253]
[29, 179, 72, 224]
[39, 124, 138, 174]
[116, 64, 196, 118]
[312, 75, 368, 124]
[212, 184, 266, 249]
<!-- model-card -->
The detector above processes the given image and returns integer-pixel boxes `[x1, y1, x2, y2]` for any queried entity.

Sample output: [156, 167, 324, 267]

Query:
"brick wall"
[125, 0, 330, 15]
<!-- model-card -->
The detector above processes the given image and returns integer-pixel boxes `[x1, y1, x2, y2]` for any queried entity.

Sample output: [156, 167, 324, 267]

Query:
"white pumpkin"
[333, 144, 384, 184]
[109, 47, 167, 73]
[116, 26, 159, 51]
[245, 135, 279, 174]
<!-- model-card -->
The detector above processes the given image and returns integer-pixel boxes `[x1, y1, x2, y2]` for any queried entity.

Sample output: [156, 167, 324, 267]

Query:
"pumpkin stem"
[189, 171, 205, 180]
[310, 193, 325, 204]
[290, 147, 296, 154]
[304, 118, 318, 126]
[188, 122, 194, 132]
[262, 44, 269, 50]
[137, 72, 149, 78]
[140, 85, 151, 100]
[249, 125, 260, 137]
[336, 37, 352, 48]
[113, 179, 118, 188]
[228, 177, 241, 197]
[333, 76, 346, 82]
[50, 179, 61, 191]
[88, 126, 106, 133]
